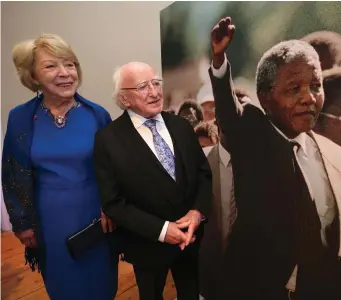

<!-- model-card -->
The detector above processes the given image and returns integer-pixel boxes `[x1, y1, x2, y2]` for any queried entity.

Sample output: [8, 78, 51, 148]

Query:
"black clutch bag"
[66, 218, 105, 259]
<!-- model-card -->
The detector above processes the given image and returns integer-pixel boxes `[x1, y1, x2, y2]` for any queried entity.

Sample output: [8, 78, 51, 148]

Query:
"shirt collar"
[127, 109, 164, 129]
[218, 142, 231, 167]
[269, 121, 308, 156]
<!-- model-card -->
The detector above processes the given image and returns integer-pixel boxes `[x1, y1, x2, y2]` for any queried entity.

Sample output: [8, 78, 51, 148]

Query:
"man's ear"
[258, 91, 271, 114]
[120, 93, 131, 108]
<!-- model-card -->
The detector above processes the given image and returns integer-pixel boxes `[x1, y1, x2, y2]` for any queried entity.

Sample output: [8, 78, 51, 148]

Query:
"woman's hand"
[101, 211, 116, 233]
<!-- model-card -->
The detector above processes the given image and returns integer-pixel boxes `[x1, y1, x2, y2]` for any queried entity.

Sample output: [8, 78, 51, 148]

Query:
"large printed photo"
[161, 2, 341, 299]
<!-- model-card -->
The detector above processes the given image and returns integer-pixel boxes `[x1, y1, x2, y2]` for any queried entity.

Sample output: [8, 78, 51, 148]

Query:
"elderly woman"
[2, 34, 118, 299]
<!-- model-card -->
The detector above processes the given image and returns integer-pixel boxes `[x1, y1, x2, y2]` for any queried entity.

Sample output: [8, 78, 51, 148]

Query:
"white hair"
[112, 62, 162, 110]
[255, 40, 320, 95]
[112, 66, 125, 110]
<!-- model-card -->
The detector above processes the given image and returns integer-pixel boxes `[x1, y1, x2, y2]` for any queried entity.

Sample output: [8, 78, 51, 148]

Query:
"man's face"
[201, 101, 215, 121]
[34, 49, 79, 100]
[198, 136, 214, 148]
[121, 63, 164, 118]
[179, 107, 199, 127]
[261, 58, 324, 138]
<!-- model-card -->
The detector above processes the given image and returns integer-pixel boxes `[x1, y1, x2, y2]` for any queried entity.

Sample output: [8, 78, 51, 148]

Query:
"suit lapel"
[311, 132, 341, 206]
[207, 145, 222, 214]
[312, 132, 341, 257]
[207, 145, 224, 246]
[266, 122, 298, 202]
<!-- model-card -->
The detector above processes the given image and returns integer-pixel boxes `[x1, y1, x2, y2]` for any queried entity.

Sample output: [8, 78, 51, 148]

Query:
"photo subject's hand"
[211, 17, 236, 68]
[101, 210, 116, 233]
[15, 229, 37, 248]
[164, 222, 188, 248]
[176, 210, 202, 248]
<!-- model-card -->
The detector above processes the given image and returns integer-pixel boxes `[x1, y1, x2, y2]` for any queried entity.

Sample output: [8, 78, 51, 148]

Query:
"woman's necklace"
[41, 100, 79, 128]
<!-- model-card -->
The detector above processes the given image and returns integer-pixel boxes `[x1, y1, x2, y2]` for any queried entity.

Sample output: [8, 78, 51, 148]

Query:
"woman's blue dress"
[31, 102, 117, 300]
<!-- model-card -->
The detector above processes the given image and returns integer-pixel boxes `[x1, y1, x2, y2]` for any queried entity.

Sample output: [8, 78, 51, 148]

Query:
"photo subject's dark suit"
[209, 61, 341, 300]
[93, 110, 212, 299]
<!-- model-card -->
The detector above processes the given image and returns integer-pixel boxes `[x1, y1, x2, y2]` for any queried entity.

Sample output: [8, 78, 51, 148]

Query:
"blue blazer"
[2, 92, 112, 271]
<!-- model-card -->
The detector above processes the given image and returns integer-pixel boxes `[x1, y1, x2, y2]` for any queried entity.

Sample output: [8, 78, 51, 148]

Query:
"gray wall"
[1, 1, 173, 134]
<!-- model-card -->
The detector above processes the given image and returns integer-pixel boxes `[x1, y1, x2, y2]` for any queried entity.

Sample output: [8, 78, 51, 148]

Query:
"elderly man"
[93, 62, 212, 300]
[209, 17, 341, 300]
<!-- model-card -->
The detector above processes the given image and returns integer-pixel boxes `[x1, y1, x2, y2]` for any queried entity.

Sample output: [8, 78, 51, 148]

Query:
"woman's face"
[201, 101, 216, 121]
[179, 107, 199, 127]
[33, 49, 79, 99]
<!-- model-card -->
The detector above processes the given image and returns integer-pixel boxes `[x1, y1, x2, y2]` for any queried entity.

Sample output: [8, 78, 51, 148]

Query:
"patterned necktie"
[144, 119, 176, 181]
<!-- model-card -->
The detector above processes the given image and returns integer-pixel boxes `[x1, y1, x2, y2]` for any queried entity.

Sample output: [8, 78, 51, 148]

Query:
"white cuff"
[158, 221, 169, 242]
[211, 53, 228, 78]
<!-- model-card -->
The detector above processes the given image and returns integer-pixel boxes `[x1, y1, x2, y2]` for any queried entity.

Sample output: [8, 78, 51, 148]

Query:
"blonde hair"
[12, 33, 82, 92]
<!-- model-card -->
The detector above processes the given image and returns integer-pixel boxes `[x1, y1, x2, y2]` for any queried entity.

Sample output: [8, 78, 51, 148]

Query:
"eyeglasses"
[121, 79, 163, 95]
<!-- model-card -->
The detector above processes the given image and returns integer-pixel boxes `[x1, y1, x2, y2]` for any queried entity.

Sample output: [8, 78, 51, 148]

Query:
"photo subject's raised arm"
[209, 17, 245, 146]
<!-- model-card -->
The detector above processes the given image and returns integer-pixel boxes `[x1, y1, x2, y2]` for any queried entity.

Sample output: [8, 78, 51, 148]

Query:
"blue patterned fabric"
[1, 93, 115, 275]
[29, 103, 117, 299]
[144, 119, 176, 180]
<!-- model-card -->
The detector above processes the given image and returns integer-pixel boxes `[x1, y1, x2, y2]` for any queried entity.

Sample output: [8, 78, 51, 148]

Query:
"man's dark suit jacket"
[209, 62, 340, 298]
[93, 110, 212, 268]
